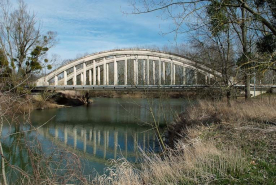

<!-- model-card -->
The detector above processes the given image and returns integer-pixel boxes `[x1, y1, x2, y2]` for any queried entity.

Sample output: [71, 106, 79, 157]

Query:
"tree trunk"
[0, 118, 7, 185]
[241, 1, 250, 100]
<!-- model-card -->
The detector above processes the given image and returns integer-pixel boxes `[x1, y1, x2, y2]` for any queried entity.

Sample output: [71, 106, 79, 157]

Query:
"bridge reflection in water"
[38, 124, 159, 164]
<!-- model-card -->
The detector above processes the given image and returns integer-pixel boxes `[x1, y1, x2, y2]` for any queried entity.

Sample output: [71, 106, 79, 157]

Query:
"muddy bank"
[33, 90, 93, 110]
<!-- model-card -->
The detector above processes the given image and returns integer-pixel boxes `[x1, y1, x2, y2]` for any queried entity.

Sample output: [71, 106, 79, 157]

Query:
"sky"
[11, 0, 182, 65]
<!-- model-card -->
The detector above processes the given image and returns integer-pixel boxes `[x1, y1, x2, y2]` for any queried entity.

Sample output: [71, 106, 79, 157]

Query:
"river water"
[1, 98, 191, 181]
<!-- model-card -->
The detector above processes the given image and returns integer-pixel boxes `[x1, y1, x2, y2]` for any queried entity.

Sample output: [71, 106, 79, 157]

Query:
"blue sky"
[13, 0, 183, 63]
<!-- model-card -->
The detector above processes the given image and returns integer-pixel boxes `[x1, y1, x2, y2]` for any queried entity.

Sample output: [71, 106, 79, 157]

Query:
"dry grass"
[187, 97, 276, 123]
[93, 137, 248, 185]
[93, 97, 276, 185]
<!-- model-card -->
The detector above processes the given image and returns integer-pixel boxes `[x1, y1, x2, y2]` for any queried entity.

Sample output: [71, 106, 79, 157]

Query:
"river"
[1, 97, 192, 182]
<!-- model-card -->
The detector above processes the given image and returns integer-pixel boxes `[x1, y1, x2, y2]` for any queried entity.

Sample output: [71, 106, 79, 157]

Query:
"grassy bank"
[93, 97, 276, 184]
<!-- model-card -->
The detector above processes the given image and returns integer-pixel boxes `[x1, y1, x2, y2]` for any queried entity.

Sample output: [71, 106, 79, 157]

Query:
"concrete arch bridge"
[36, 49, 222, 90]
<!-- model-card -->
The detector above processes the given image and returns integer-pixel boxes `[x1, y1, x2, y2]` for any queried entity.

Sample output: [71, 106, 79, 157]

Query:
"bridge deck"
[33, 85, 275, 91]
[34, 85, 219, 91]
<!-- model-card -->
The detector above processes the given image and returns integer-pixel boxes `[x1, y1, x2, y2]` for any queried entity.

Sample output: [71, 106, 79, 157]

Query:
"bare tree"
[128, 0, 276, 100]
[0, 0, 57, 78]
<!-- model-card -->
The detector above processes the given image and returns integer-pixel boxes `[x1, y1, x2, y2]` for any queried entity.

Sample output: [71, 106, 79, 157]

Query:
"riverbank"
[0, 91, 91, 115]
[94, 96, 276, 184]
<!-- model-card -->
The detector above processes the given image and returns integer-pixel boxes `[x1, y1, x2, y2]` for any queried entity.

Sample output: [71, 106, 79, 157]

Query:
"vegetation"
[1, 0, 276, 184]
[0, 0, 56, 92]
[129, 0, 276, 100]
[93, 97, 276, 184]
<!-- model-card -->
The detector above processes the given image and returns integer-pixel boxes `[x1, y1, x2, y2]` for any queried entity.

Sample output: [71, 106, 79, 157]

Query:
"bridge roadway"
[33, 84, 218, 91]
[33, 84, 275, 93]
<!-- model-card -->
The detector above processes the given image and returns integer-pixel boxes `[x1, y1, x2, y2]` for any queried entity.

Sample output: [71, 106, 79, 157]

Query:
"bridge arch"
[36, 49, 221, 87]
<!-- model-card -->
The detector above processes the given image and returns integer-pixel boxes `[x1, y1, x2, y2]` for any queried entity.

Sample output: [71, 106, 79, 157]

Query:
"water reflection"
[2, 98, 191, 179]
[38, 124, 159, 163]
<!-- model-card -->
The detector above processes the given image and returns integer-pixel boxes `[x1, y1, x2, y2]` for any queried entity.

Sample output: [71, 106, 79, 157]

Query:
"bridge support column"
[152, 61, 155, 85]
[173, 64, 176, 85]
[73, 66, 77, 85]
[83, 63, 86, 85]
[93, 60, 96, 85]
[54, 75, 58, 86]
[170, 60, 173, 85]
[124, 56, 127, 85]
[158, 58, 161, 85]
[97, 67, 101, 85]
[134, 59, 138, 85]
[89, 70, 92, 85]
[114, 56, 118, 85]
[163, 61, 165, 84]
[147, 56, 149, 85]
[81, 73, 84, 85]
[143, 60, 146, 84]
[103, 58, 107, 85]
[106, 63, 109, 85]
[183, 66, 186, 85]
[64, 71, 67, 85]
